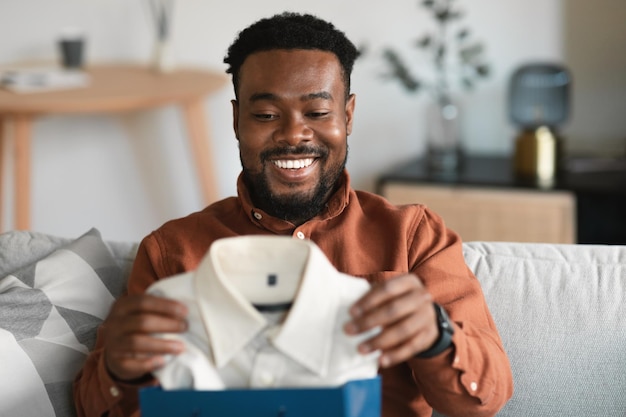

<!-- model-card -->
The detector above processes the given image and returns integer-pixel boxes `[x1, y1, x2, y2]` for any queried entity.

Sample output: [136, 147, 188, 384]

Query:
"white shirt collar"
[194, 236, 343, 376]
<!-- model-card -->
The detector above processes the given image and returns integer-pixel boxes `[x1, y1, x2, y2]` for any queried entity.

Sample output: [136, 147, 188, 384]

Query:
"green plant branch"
[382, 0, 490, 100]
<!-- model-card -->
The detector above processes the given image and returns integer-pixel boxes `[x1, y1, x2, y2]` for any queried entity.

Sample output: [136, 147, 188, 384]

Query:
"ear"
[231, 99, 240, 140]
[345, 94, 356, 136]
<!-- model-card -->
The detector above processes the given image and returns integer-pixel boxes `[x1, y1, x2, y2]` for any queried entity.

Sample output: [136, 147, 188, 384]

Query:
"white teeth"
[273, 158, 314, 169]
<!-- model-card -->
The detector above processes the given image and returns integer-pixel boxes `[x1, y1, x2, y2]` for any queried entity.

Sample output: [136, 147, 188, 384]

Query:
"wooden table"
[0, 64, 228, 231]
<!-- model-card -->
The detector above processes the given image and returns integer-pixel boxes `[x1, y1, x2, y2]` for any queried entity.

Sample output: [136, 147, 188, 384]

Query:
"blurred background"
[1, 0, 625, 242]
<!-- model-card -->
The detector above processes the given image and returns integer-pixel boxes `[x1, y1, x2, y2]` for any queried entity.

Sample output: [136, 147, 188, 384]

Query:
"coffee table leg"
[180, 98, 218, 206]
[14, 115, 32, 230]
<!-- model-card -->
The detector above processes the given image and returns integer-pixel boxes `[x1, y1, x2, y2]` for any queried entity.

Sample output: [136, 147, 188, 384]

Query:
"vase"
[425, 97, 463, 174]
[152, 39, 175, 73]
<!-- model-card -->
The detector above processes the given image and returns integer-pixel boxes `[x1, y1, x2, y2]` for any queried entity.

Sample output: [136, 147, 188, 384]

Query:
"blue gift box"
[140, 377, 381, 417]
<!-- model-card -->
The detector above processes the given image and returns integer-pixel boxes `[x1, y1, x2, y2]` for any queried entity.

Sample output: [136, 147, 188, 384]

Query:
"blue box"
[140, 377, 381, 417]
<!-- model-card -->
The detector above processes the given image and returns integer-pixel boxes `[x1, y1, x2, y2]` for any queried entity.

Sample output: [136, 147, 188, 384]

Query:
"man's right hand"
[102, 294, 188, 382]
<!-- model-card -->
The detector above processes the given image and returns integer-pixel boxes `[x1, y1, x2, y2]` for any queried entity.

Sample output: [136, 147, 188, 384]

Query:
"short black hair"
[224, 12, 359, 99]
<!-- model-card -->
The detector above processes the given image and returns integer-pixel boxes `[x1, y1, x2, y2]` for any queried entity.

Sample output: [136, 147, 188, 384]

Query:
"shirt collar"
[194, 236, 343, 376]
[236, 170, 352, 232]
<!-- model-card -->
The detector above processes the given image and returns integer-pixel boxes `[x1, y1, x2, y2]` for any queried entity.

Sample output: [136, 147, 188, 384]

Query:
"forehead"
[237, 49, 345, 97]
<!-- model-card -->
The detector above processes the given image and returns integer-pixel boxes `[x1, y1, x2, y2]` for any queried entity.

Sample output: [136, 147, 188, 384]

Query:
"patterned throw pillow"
[0, 228, 126, 417]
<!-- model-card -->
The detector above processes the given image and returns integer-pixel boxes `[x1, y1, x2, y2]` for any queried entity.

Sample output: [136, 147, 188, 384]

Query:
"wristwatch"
[416, 303, 454, 358]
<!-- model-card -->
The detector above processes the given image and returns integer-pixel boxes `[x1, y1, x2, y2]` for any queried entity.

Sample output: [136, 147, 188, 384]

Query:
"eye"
[308, 111, 330, 118]
[253, 113, 277, 121]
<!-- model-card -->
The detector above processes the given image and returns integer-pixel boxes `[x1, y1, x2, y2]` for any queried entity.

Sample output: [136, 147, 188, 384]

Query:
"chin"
[271, 189, 314, 204]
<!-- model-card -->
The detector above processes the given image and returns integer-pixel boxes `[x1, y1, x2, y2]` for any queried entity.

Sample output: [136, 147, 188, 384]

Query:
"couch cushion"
[0, 229, 138, 280]
[0, 228, 126, 417]
[0, 231, 71, 277]
[462, 242, 626, 416]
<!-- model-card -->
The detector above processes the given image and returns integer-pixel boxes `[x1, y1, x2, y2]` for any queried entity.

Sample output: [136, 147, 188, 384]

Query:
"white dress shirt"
[148, 236, 380, 390]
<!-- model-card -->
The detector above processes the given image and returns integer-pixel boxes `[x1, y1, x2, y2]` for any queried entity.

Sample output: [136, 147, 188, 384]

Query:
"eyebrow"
[248, 91, 334, 103]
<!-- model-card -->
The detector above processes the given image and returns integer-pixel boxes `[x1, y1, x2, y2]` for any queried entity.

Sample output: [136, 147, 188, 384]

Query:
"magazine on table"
[0, 66, 90, 93]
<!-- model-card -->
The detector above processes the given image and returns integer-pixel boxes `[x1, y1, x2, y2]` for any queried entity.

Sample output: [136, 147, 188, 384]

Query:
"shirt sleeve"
[407, 207, 513, 417]
[73, 236, 161, 417]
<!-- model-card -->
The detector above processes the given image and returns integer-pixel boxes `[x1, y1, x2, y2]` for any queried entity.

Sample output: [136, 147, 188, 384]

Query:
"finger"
[346, 286, 431, 335]
[105, 335, 184, 381]
[350, 274, 423, 318]
[357, 311, 437, 359]
[377, 334, 430, 368]
[111, 294, 188, 320]
[106, 353, 167, 381]
[107, 334, 185, 357]
[119, 313, 188, 336]
[344, 289, 415, 334]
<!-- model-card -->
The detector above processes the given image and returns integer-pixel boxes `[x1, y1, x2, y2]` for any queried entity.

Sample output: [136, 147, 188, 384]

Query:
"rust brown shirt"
[74, 171, 512, 417]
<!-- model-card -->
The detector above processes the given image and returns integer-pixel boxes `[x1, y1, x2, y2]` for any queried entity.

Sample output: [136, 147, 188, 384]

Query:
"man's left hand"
[344, 273, 439, 368]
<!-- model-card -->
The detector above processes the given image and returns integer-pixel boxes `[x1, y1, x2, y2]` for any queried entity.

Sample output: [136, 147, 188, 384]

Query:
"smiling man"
[74, 12, 512, 417]
[234, 48, 352, 225]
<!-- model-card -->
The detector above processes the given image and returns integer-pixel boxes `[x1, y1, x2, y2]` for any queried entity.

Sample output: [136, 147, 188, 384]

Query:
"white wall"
[1, 0, 567, 241]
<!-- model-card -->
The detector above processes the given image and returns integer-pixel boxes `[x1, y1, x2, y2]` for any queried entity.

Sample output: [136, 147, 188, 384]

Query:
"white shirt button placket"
[250, 349, 283, 388]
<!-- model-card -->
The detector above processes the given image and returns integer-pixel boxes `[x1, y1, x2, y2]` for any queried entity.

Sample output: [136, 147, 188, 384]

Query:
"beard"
[242, 144, 348, 224]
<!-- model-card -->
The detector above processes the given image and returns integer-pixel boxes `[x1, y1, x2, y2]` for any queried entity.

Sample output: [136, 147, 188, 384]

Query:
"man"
[74, 12, 512, 417]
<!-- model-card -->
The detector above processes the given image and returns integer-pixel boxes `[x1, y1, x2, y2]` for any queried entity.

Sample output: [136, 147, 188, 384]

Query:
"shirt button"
[253, 212, 263, 220]
[296, 231, 305, 239]
[470, 381, 478, 392]
[110, 386, 120, 397]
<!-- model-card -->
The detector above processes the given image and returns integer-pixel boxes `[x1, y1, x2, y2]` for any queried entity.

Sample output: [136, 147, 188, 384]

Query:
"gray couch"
[1, 229, 625, 416]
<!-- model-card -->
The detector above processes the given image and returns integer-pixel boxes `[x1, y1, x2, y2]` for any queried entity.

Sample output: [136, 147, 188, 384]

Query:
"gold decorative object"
[514, 126, 560, 188]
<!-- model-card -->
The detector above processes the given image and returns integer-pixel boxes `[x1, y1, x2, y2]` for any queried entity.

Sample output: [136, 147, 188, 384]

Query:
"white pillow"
[0, 228, 126, 417]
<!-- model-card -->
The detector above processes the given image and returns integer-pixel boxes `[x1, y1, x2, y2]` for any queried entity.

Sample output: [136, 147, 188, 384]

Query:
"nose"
[273, 114, 313, 146]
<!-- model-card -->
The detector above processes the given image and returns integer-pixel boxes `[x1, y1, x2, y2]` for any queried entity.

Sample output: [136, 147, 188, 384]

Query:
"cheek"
[238, 141, 256, 160]
[238, 120, 272, 146]
[321, 124, 347, 147]
[238, 140, 265, 172]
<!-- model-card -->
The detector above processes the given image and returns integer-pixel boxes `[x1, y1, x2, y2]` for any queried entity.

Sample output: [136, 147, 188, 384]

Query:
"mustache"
[260, 145, 328, 161]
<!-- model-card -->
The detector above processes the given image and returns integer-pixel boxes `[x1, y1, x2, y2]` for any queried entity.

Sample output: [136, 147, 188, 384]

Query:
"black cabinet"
[377, 155, 626, 244]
